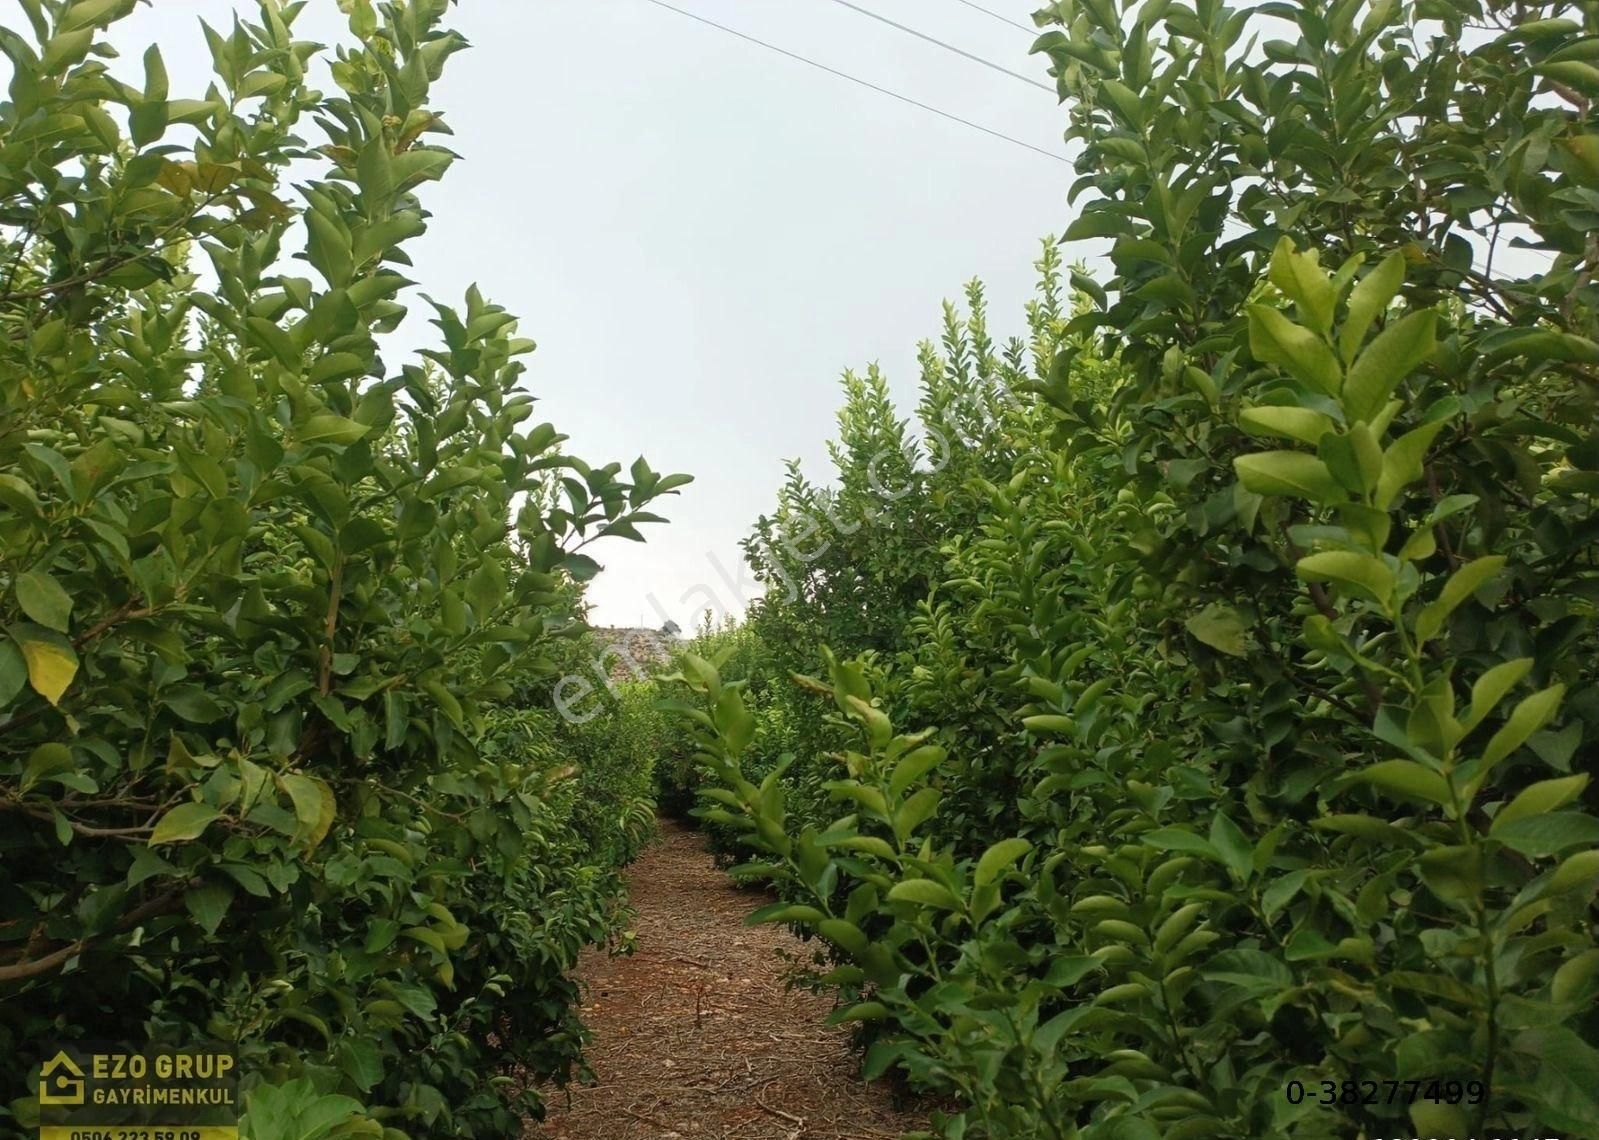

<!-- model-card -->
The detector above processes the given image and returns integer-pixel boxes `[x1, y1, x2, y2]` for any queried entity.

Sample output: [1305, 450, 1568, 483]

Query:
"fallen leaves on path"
[526, 818, 929, 1140]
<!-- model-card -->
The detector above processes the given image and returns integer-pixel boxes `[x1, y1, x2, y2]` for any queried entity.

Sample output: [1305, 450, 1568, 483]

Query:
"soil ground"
[526, 818, 929, 1140]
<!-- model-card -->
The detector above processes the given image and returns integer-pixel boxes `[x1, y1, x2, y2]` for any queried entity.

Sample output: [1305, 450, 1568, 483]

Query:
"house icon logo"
[38, 1051, 85, 1106]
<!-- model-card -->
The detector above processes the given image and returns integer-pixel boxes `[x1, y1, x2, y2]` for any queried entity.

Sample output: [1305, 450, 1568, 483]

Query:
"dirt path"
[527, 818, 928, 1140]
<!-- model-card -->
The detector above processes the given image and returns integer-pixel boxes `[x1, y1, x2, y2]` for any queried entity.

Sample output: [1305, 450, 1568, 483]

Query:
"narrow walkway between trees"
[527, 818, 928, 1140]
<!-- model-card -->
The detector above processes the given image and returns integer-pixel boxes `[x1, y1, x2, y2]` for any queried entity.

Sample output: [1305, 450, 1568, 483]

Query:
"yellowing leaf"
[1238, 405, 1336, 446]
[1268, 238, 1336, 334]
[280, 772, 338, 853]
[1247, 304, 1342, 394]
[157, 159, 195, 196]
[20, 638, 78, 705]
[1234, 451, 1344, 504]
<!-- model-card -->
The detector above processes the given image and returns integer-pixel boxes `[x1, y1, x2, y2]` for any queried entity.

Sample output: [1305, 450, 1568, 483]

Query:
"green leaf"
[1481, 684, 1565, 769]
[0, 639, 26, 707]
[1208, 813, 1253, 881]
[1415, 556, 1506, 644]
[15, 570, 73, 632]
[1417, 844, 1484, 905]
[1494, 776, 1589, 831]
[888, 878, 963, 910]
[1340, 250, 1405, 363]
[817, 918, 869, 956]
[1342, 310, 1436, 422]
[1140, 827, 1222, 862]
[1552, 949, 1599, 1004]
[1064, 210, 1130, 241]
[305, 208, 354, 286]
[465, 560, 503, 616]
[974, 838, 1031, 889]
[439, 589, 467, 634]
[1296, 551, 1395, 606]
[1312, 814, 1419, 844]
[833, 835, 896, 858]
[715, 686, 756, 755]
[1518, 1027, 1599, 1135]
[561, 552, 601, 582]
[244, 316, 301, 369]
[1493, 813, 1599, 858]
[747, 903, 826, 925]
[1185, 603, 1248, 657]
[422, 678, 464, 727]
[1374, 418, 1447, 509]
[185, 882, 233, 935]
[1350, 760, 1451, 807]
[21, 743, 75, 791]
[889, 744, 945, 796]
[1547, 850, 1599, 897]
[403, 926, 447, 955]
[150, 802, 223, 845]
[338, 1037, 383, 1093]
[1462, 658, 1533, 734]
[299, 414, 371, 446]
[163, 685, 224, 723]
[1043, 956, 1102, 987]
[60, 0, 128, 32]
[831, 1000, 890, 1024]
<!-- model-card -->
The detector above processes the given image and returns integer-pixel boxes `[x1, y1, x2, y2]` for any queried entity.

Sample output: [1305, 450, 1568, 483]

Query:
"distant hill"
[588, 625, 681, 684]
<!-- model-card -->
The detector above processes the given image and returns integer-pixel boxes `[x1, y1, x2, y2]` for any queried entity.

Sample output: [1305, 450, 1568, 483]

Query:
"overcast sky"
[106, 0, 1071, 630]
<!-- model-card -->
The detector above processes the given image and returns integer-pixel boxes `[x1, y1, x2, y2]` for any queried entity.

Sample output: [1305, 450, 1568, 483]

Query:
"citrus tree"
[664, 0, 1599, 1134]
[1, 2, 686, 1136]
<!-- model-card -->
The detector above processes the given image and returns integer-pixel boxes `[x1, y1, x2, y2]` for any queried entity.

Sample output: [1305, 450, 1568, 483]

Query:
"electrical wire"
[637, 1, 1559, 280]
[949, 0, 1039, 36]
[823, 0, 1054, 92]
[639, 0, 1068, 163]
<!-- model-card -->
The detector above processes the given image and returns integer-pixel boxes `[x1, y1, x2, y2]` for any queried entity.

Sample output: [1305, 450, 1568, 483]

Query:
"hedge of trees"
[662, 0, 1599, 1136]
[6, 0, 1598, 1137]
[1, 2, 679, 1136]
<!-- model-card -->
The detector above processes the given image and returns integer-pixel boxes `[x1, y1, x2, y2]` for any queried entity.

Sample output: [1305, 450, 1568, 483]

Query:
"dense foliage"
[0, 2, 682, 1137]
[663, 0, 1599, 1136]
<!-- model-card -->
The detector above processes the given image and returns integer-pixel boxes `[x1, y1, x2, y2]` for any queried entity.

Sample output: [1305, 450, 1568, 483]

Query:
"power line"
[949, 0, 1039, 36]
[824, 0, 1054, 92]
[639, 0, 1067, 163]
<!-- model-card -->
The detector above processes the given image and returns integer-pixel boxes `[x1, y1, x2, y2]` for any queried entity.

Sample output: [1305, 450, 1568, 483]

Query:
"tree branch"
[0, 882, 195, 986]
